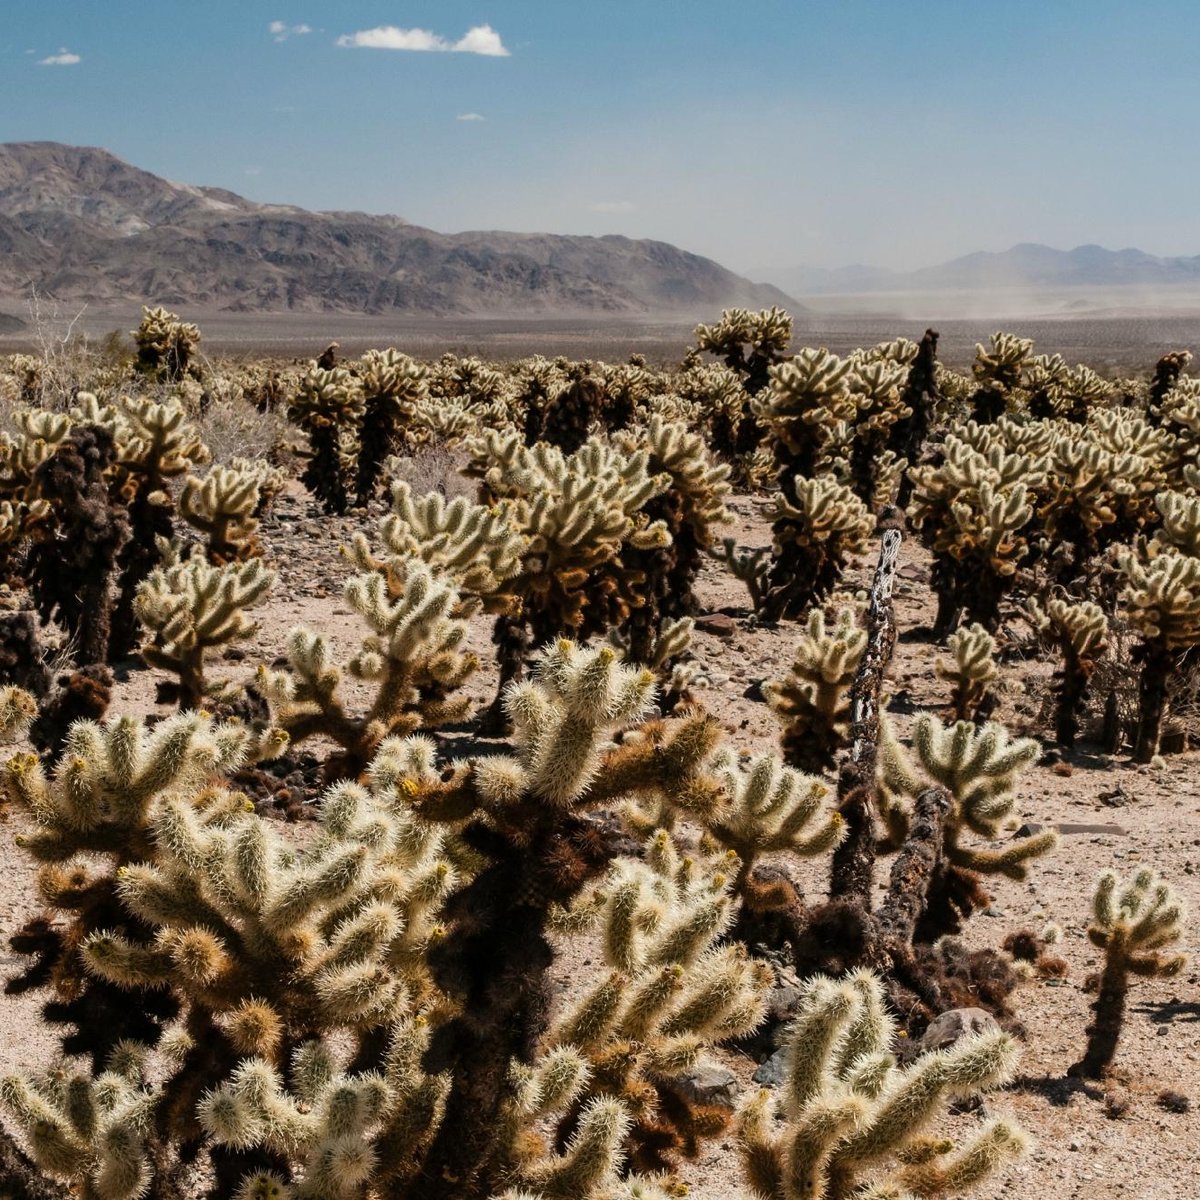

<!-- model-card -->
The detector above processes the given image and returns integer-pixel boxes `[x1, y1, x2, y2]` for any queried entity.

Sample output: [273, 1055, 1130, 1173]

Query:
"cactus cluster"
[878, 715, 1057, 933]
[765, 603, 867, 771]
[136, 547, 275, 709]
[9, 314, 1200, 1200]
[737, 969, 1025, 1200]
[258, 558, 478, 777]
[935, 623, 998, 723]
[132, 305, 201, 382]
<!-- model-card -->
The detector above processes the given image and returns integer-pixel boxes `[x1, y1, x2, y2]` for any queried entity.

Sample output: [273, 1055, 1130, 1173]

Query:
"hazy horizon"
[4, 1, 1200, 276]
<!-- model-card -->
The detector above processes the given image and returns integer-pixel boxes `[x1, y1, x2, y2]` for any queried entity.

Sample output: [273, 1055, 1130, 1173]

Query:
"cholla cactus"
[544, 836, 772, 1172]
[82, 739, 453, 1039]
[136, 547, 275, 709]
[291, 365, 366, 514]
[608, 615, 703, 713]
[413, 393, 481, 445]
[25, 426, 130, 666]
[80, 391, 213, 658]
[180, 462, 268, 562]
[878, 715, 1056, 932]
[0, 684, 38, 744]
[466, 432, 672, 724]
[6, 709, 251, 863]
[363, 641, 726, 1197]
[699, 750, 842, 910]
[346, 479, 525, 611]
[1156, 376, 1200, 479]
[1, 1045, 158, 1200]
[1150, 489, 1200, 558]
[730, 475, 873, 622]
[617, 416, 731, 663]
[1026, 355, 1113, 423]
[1149, 349, 1193, 408]
[469, 434, 670, 635]
[0, 496, 50, 583]
[94, 393, 211, 488]
[1027, 595, 1108, 748]
[0, 407, 74, 499]
[132, 305, 201, 382]
[3, 711, 253, 1065]
[1025, 352, 1072, 419]
[971, 332, 1033, 422]
[694, 306, 792, 396]
[1039, 437, 1149, 574]
[599, 360, 655, 432]
[677, 360, 755, 467]
[1073, 869, 1188, 1079]
[356, 348, 429, 503]
[1119, 549, 1200, 760]
[1052, 362, 1113, 423]
[518, 355, 571, 444]
[736, 969, 1026, 1200]
[259, 559, 477, 777]
[935, 624, 998, 723]
[764, 603, 867, 772]
[909, 436, 1042, 633]
[845, 358, 912, 504]
[200, 1025, 447, 1199]
[11, 733, 453, 1196]
[756, 348, 858, 480]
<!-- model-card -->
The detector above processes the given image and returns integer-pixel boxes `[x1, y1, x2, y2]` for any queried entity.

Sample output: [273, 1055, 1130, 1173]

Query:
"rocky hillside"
[0, 142, 792, 317]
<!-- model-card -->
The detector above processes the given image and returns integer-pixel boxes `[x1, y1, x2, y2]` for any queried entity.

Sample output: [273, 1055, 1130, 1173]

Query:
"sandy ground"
[1, 476, 1198, 1199]
[3, 310, 1198, 371]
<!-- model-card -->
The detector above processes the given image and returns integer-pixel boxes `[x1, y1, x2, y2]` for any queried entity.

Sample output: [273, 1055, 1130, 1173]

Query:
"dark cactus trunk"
[354, 394, 400, 506]
[406, 815, 621, 1200]
[1072, 938, 1129, 1079]
[1133, 643, 1173, 763]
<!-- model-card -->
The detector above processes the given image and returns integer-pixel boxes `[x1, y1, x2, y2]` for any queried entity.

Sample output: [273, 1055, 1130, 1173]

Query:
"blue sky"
[2, 1, 1198, 271]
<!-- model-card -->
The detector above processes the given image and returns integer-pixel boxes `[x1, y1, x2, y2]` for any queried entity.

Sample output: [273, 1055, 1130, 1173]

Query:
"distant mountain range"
[760, 243, 1200, 296]
[0, 142, 792, 318]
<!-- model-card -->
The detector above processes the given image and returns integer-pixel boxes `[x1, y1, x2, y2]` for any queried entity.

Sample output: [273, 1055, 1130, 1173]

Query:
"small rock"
[752, 1049, 788, 1088]
[919, 1008, 1001, 1054]
[768, 985, 804, 1028]
[674, 1062, 740, 1108]
[1016, 822, 1128, 838]
[1098, 786, 1131, 808]
[696, 613, 735, 638]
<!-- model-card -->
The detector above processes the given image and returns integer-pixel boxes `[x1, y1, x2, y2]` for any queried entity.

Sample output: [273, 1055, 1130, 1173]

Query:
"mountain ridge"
[758, 243, 1200, 296]
[0, 142, 793, 317]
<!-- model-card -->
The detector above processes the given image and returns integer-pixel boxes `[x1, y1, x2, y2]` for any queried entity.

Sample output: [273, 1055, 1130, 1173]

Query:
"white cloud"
[456, 112, 486, 121]
[270, 21, 313, 42]
[244, 167, 263, 176]
[336, 23, 509, 56]
[450, 25, 508, 56]
[590, 200, 636, 214]
[38, 49, 81, 66]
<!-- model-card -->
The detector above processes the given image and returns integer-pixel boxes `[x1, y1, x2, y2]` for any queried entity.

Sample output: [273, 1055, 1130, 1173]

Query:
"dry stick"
[829, 510, 903, 906]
